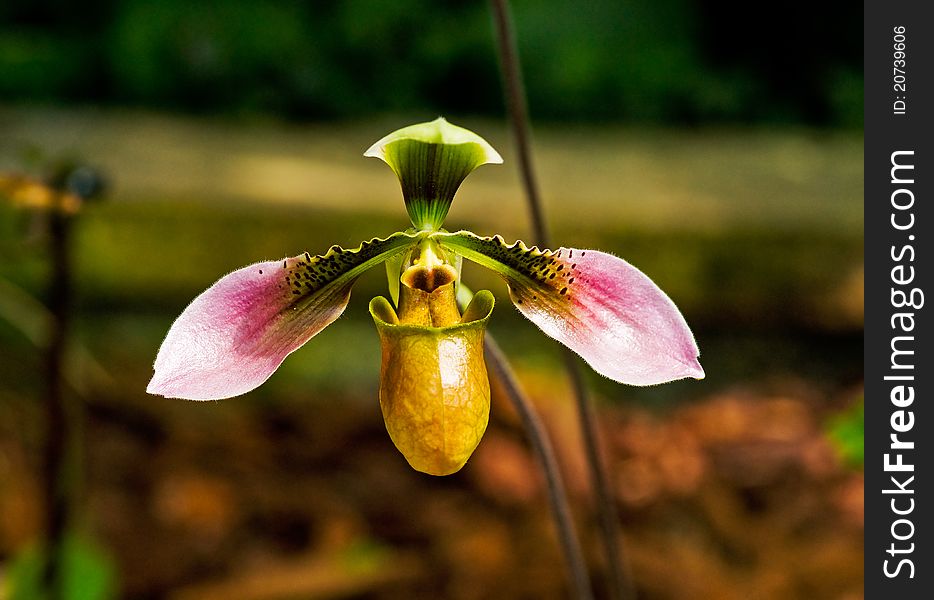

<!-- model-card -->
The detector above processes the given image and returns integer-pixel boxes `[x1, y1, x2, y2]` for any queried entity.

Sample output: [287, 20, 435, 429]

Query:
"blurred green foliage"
[827, 398, 864, 469]
[7, 532, 116, 600]
[1, 0, 861, 126]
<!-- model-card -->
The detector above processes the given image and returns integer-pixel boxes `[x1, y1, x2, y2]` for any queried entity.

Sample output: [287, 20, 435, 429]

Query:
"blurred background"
[1, 1, 862, 599]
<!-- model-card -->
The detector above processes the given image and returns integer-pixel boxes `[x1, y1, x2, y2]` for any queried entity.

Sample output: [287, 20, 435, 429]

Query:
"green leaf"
[7, 532, 117, 600]
[827, 397, 864, 469]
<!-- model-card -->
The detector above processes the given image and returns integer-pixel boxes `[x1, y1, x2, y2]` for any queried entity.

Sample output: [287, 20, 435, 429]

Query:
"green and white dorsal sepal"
[365, 118, 503, 231]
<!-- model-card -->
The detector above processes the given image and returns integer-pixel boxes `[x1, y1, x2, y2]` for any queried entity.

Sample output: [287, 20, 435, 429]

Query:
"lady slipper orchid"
[148, 118, 704, 475]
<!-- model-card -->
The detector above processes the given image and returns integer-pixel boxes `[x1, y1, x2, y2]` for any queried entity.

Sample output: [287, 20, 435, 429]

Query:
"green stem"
[488, 1, 635, 598]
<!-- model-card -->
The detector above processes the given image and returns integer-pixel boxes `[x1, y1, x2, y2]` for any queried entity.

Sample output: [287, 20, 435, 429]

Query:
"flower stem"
[43, 208, 74, 600]
[564, 351, 636, 600]
[484, 334, 593, 600]
[487, 0, 546, 245]
[488, 1, 635, 598]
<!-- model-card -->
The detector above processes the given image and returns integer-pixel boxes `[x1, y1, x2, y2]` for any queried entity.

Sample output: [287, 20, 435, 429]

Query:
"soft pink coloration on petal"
[437, 233, 703, 385]
[148, 232, 418, 400]
[510, 248, 704, 385]
[147, 258, 351, 400]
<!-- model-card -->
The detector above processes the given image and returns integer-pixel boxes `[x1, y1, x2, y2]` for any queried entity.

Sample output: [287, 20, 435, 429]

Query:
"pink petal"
[436, 233, 703, 386]
[147, 257, 351, 400]
[509, 248, 703, 385]
[148, 233, 418, 400]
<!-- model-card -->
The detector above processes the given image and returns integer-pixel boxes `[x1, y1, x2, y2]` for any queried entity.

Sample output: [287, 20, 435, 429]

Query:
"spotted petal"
[435, 231, 704, 386]
[148, 232, 418, 400]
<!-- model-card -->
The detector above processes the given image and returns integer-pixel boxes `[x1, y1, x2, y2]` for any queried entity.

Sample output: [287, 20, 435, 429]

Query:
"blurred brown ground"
[0, 373, 863, 599]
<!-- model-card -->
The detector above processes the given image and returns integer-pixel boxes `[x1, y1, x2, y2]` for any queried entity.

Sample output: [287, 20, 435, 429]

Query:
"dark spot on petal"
[292, 290, 301, 295]
[569, 250, 573, 258]
[258, 269, 263, 274]
[581, 252, 586, 256]
[560, 287, 568, 295]
[556, 265, 564, 272]
[569, 277, 575, 284]
[549, 273, 555, 279]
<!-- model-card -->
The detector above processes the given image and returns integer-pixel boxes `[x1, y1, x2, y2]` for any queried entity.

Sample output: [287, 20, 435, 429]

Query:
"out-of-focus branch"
[487, 0, 546, 246]
[0, 276, 113, 395]
[488, 1, 635, 598]
[43, 208, 73, 600]
[484, 334, 593, 600]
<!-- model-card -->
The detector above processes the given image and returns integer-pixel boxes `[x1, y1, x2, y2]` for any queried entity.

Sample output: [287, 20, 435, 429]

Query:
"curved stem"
[488, 1, 635, 598]
[484, 334, 593, 600]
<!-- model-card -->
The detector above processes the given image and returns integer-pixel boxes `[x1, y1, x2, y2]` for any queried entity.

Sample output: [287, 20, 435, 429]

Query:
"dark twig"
[488, 1, 634, 598]
[564, 352, 635, 600]
[484, 334, 593, 600]
[487, 0, 547, 246]
[43, 208, 74, 600]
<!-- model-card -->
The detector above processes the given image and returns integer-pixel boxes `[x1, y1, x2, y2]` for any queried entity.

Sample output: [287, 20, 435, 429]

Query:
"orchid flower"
[148, 118, 704, 475]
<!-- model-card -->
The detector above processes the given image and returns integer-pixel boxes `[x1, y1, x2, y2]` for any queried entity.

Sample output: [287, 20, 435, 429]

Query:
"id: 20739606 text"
[893, 26, 908, 115]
